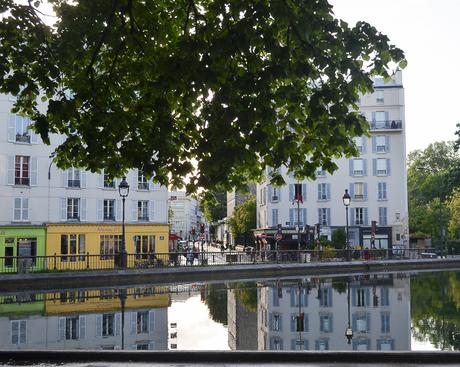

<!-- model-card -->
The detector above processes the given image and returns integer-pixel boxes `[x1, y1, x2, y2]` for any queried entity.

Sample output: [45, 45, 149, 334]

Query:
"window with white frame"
[15, 155, 30, 185]
[137, 311, 149, 334]
[316, 339, 329, 351]
[356, 289, 366, 307]
[377, 158, 388, 175]
[138, 171, 149, 190]
[319, 208, 328, 226]
[102, 314, 115, 337]
[355, 136, 364, 153]
[272, 314, 281, 331]
[379, 207, 387, 226]
[355, 208, 364, 225]
[104, 172, 115, 188]
[319, 288, 332, 307]
[376, 90, 384, 104]
[14, 115, 32, 143]
[353, 159, 364, 175]
[65, 316, 80, 340]
[138, 201, 149, 221]
[354, 183, 364, 199]
[318, 183, 328, 200]
[381, 313, 390, 333]
[67, 198, 80, 220]
[375, 111, 386, 128]
[320, 314, 332, 332]
[316, 169, 326, 177]
[378, 182, 387, 200]
[68, 168, 81, 188]
[104, 199, 115, 220]
[376, 136, 387, 153]
[272, 187, 280, 201]
[11, 320, 26, 345]
[355, 314, 368, 332]
[271, 337, 282, 350]
[13, 198, 29, 221]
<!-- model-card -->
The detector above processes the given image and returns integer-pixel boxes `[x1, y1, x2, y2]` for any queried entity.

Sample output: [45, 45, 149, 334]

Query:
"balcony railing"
[370, 120, 402, 130]
[15, 133, 31, 143]
[15, 177, 29, 186]
[67, 180, 81, 188]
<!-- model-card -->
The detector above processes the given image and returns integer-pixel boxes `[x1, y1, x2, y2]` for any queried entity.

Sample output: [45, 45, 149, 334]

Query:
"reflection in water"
[0, 272, 458, 351]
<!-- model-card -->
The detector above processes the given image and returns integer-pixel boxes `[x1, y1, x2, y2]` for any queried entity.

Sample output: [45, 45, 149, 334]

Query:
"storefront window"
[61, 234, 86, 262]
[100, 235, 122, 260]
[134, 235, 156, 259]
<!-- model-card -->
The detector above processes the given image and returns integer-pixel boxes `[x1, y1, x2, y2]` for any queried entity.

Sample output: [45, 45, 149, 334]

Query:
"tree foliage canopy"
[0, 0, 405, 191]
[228, 196, 256, 238]
[199, 187, 227, 223]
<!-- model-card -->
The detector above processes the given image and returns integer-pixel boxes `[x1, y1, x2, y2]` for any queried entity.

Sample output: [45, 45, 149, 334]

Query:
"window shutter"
[130, 312, 137, 335]
[372, 136, 376, 153]
[363, 159, 367, 176]
[290, 288, 295, 307]
[8, 114, 15, 142]
[148, 178, 153, 190]
[278, 187, 281, 201]
[60, 198, 67, 221]
[384, 111, 389, 125]
[362, 137, 367, 153]
[78, 316, 85, 339]
[115, 313, 121, 336]
[326, 184, 331, 200]
[290, 315, 296, 332]
[98, 172, 104, 188]
[30, 157, 38, 186]
[268, 185, 272, 203]
[351, 209, 356, 226]
[302, 208, 307, 225]
[289, 184, 294, 201]
[269, 313, 273, 331]
[317, 184, 321, 200]
[327, 209, 331, 226]
[97, 200, 103, 221]
[349, 183, 354, 198]
[96, 315, 102, 337]
[289, 208, 294, 226]
[23, 198, 29, 221]
[80, 170, 87, 188]
[13, 198, 20, 221]
[365, 289, 370, 307]
[30, 127, 39, 144]
[149, 342, 155, 350]
[272, 209, 278, 227]
[7, 156, 15, 185]
[352, 289, 356, 306]
[58, 317, 65, 341]
[373, 159, 377, 176]
[116, 199, 121, 221]
[352, 314, 357, 331]
[349, 160, 354, 176]
[131, 200, 138, 221]
[148, 201, 154, 222]
[364, 183, 368, 200]
[329, 314, 334, 332]
[364, 208, 368, 226]
[372, 112, 376, 124]
[80, 198, 87, 221]
[61, 170, 68, 187]
[131, 170, 138, 191]
[149, 310, 155, 333]
[302, 184, 307, 200]
[317, 208, 321, 224]
[387, 159, 391, 175]
[385, 136, 390, 152]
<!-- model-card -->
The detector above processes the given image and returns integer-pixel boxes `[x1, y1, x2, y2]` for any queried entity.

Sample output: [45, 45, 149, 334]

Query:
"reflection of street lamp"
[118, 176, 130, 268]
[345, 278, 353, 344]
[119, 288, 127, 349]
[343, 189, 351, 261]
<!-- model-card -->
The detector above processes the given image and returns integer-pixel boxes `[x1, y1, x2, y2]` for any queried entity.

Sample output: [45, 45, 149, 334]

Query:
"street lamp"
[343, 189, 351, 261]
[118, 176, 130, 268]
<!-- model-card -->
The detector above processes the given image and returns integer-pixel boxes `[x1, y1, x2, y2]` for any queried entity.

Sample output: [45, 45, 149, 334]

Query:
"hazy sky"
[330, 0, 460, 153]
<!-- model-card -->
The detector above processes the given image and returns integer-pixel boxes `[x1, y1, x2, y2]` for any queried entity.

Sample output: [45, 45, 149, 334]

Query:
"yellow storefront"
[46, 223, 169, 270]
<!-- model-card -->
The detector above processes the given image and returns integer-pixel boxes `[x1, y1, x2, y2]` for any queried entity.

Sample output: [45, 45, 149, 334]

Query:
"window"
[134, 235, 155, 259]
[138, 200, 149, 221]
[60, 234, 85, 262]
[102, 314, 115, 337]
[353, 183, 365, 200]
[15, 156, 30, 185]
[100, 235, 122, 260]
[380, 287, 390, 306]
[355, 136, 364, 153]
[378, 207, 387, 226]
[272, 187, 280, 201]
[355, 314, 369, 332]
[381, 313, 390, 333]
[395, 212, 401, 221]
[137, 343, 149, 350]
[5, 246, 14, 267]
[375, 111, 386, 128]
[355, 208, 364, 225]
[104, 199, 115, 220]
[315, 339, 329, 351]
[376, 136, 387, 153]
[292, 339, 308, 350]
[138, 171, 149, 190]
[13, 198, 29, 221]
[352, 159, 364, 176]
[104, 172, 115, 188]
[377, 339, 394, 350]
[272, 287, 281, 306]
[137, 311, 149, 334]
[11, 320, 26, 345]
[320, 314, 332, 332]
[316, 169, 326, 177]
[65, 317, 80, 340]
[68, 168, 81, 188]
[270, 337, 282, 350]
[290, 288, 308, 307]
[13, 115, 32, 143]
[67, 198, 80, 220]
[318, 208, 329, 226]
[376, 158, 388, 175]
[376, 90, 384, 104]
[317, 183, 329, 201]
[319, 288, 332, 307]
[271, 209, 278, 227]
[356, 289, 367, 307]
[292, 313, 307, 332]
[378, 182, 387, 200]
[272, 314, 281, 331]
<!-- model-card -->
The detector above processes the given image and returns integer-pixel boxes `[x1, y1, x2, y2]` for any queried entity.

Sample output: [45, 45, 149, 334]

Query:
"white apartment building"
[168, 191, 204, 240]
[256, 71, 408, 250]
[0, 93, 168, 225]
[258, 276, 411, 351]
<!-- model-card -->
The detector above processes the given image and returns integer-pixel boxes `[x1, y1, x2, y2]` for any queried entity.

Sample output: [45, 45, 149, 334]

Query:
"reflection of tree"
[204, 284, 228, 326]
[331, 279, 347, 294]
[233, 282, 258, 313]
[411, 272, 460, 350]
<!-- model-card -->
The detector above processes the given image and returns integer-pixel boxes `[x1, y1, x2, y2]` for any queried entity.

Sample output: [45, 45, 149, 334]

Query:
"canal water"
[0, 270, 458, 352]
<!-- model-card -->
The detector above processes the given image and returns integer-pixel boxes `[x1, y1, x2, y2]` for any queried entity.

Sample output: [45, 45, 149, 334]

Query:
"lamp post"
[343, 189, 351, 261]
[118, 176, 130, 268]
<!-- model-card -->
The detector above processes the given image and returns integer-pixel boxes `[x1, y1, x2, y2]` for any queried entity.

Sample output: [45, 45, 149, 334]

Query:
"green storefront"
[0, 225, 46, 272]
[0, 294, 45, 316]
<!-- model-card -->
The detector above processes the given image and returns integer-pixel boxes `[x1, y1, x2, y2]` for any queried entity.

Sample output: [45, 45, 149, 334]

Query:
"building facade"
[256, 72, 408, 250]
[168, 191, 204, 240]
[0, 93, 169, 261]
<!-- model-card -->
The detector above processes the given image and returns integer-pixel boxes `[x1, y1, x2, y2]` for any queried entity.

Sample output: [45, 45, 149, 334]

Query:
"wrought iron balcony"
[15, 133, 31, 143]
[370, 120, 402, 130]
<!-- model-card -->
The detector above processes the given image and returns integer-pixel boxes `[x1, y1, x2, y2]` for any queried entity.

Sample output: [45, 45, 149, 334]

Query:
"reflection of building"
[227, 289, 257, 350]
[256, 72, 408, 251]
[0, 288, 170, 350]
[258, 276, 411, 351]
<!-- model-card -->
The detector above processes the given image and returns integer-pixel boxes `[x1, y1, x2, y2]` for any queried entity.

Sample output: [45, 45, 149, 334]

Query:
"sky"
[330, 0, 460, 153]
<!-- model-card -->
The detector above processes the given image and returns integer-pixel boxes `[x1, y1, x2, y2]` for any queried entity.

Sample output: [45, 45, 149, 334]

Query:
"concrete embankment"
[0, 258, 459, 292]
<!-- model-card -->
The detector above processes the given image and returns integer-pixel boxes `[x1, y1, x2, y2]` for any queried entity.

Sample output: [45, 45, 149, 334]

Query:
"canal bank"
[0, 258, 459, 292]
